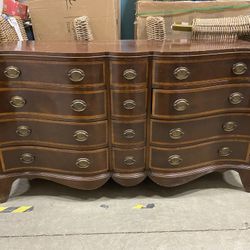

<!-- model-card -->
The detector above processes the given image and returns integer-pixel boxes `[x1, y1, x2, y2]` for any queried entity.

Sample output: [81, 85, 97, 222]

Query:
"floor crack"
[0, 227, 249, 239]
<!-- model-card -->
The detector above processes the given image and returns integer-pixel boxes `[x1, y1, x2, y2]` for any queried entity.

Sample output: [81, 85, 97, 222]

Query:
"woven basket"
[0, 16, 28, 43]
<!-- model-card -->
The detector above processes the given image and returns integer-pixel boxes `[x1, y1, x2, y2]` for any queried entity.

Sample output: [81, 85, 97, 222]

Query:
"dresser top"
[1, 40, 250, 56]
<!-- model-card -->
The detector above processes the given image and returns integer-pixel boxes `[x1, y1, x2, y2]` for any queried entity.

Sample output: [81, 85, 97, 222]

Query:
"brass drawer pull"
[68, 69, 85, 82]
[219, 147, 232, 157]
[229, 92, 244, 105]
[4, 66, 21, 79]
[174, 67, 190, 80]
[10, 96, 26, 108]
[123, 99, 136, 110]
[20, 153, 35, 164]
[223, 121, 238, 132]
[168, 155, 183, 167]
[76, 158, 91, 169]
[169, 128, 184, 140]
[232, 62, 247, 75]
[173, 99, 189, 112]
[71, 99, 87, 112]
[124, 156, 136, 166]
[123, 129, 136, 139]
[123, 69, 137, 80]
[16, 126, 31, 137]
[73, 130, 88, 142]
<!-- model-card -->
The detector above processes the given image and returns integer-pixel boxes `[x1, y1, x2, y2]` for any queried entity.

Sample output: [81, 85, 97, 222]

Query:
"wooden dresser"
[1, 40, 250, 202]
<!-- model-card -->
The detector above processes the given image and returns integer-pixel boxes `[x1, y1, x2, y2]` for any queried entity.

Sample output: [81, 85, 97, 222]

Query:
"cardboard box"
[3, 0, 28, 19]
[28, 0, 120, 41]
[136, 1, 250, 40]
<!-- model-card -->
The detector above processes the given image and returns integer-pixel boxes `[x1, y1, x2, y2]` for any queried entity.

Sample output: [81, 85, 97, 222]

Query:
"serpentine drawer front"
[2, 40, 250, 202]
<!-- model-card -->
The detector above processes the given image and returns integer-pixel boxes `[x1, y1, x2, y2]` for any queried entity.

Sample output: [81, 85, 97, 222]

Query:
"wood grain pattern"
[0, 60, 105, 85]
[150, 114, 250, 146]
[1, 146, 109, 175]
[152, 85, 250, 119]
[0, 88, 107, 120]
[150, 140, 248, 172]
[1, 40, 250, 201]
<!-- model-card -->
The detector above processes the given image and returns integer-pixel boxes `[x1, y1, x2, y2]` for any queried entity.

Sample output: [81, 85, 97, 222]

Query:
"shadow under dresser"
[1, 40, 250, 202]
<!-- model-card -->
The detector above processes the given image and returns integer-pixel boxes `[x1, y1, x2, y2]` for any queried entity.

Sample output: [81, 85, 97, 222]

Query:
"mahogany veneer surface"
[1, 40, 250, 202]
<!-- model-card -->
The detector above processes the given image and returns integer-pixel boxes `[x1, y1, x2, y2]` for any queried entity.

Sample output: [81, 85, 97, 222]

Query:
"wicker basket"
[0, 16, 27, 43]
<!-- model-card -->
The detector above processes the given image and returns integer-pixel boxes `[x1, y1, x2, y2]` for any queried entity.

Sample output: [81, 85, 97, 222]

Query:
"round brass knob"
[123, 69, 137, 80]
[168, 155, 183, 167]
[123, 100, 136, 110]
[76, 158, 91, 169]
[229, 92, 244, 105]
[4, 66, 21, 79]
[124, 156, 136, 166]
[173, 99, 189, 112]
[20, 153, 35, 164]
[73, 130, 88, 142]
[71, 99, 87, 112]
[68, 69, 85, 82]
[123, 129, 136, 139]
[223, 121, 238, 132]
[232, 62, 247, 75]
[169, 128, 184, 140]
[219, 147, 232, 157]
[10, 96, 26, 108]
[16, 126, 31, 137]
[174, 67, 190, 80]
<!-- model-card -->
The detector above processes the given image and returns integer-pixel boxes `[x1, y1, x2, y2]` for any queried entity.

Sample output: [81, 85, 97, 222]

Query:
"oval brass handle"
[168, 155, 183, 167]
[229, 92, 244, 105]
[73, 130, 88, 142]
[223, 121, 238, 132]
[10, 96, 26, 108]
[123, 100, 136, 110]
[68, 69, 85, 82]
[4, 66, 21, 79]
[76, 158, 91, 169]
[20, 153, 35, 164]
[169, 128, 184, 140]
[174, 67, 190, 80]
[123, 129, 136, 139]
[173, 99, 189, 112]
[232, 62, 247, 75]
[123, 69, 137, 81]
[16, 125, 32, 137]
[219, 147, 232, 157]
[124, 156, 136, 166]
[71, 99, 87, 112]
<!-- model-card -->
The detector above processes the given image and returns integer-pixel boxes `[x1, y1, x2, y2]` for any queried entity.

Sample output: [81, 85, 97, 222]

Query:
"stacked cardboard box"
[135, 1, 250, 39]
[28, 0, 120, 41]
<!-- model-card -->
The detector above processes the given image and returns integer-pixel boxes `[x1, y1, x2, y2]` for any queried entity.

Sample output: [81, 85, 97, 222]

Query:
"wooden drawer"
[153, 57, 250, 85]
[0, 60, 105, 85]
[111, 89, 147, 118]
[2, 147, 109, 174]
[112, 147, 146, 172]
[151, 114, 250, 146]
[150, 141, 248, 171]
[0, 89, 107, 120]
[112, 120, 146, 146]
[0, 119, 108, 148]
[152, 85, 250, 119]
[110, 59, 148, 86]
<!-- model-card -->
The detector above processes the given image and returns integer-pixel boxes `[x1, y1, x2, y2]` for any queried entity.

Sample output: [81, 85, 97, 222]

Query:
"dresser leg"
[238, 169, 250, 192]
[0, 177, 15, 203]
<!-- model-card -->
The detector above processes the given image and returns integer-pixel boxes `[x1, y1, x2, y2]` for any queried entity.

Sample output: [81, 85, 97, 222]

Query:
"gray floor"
[0, 171, 250, 250]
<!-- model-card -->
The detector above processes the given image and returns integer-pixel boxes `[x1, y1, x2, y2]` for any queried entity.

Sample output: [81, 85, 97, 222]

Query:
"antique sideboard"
[0, 40, 250, 202]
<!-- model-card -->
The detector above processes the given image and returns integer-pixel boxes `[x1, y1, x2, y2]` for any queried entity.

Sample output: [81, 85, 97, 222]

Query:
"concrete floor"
[0, 171, 250, 250]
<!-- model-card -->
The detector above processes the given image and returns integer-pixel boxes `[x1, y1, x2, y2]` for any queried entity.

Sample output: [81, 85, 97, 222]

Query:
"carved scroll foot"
[0, 177, 15, 203]
[238, 169, 250, 192]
